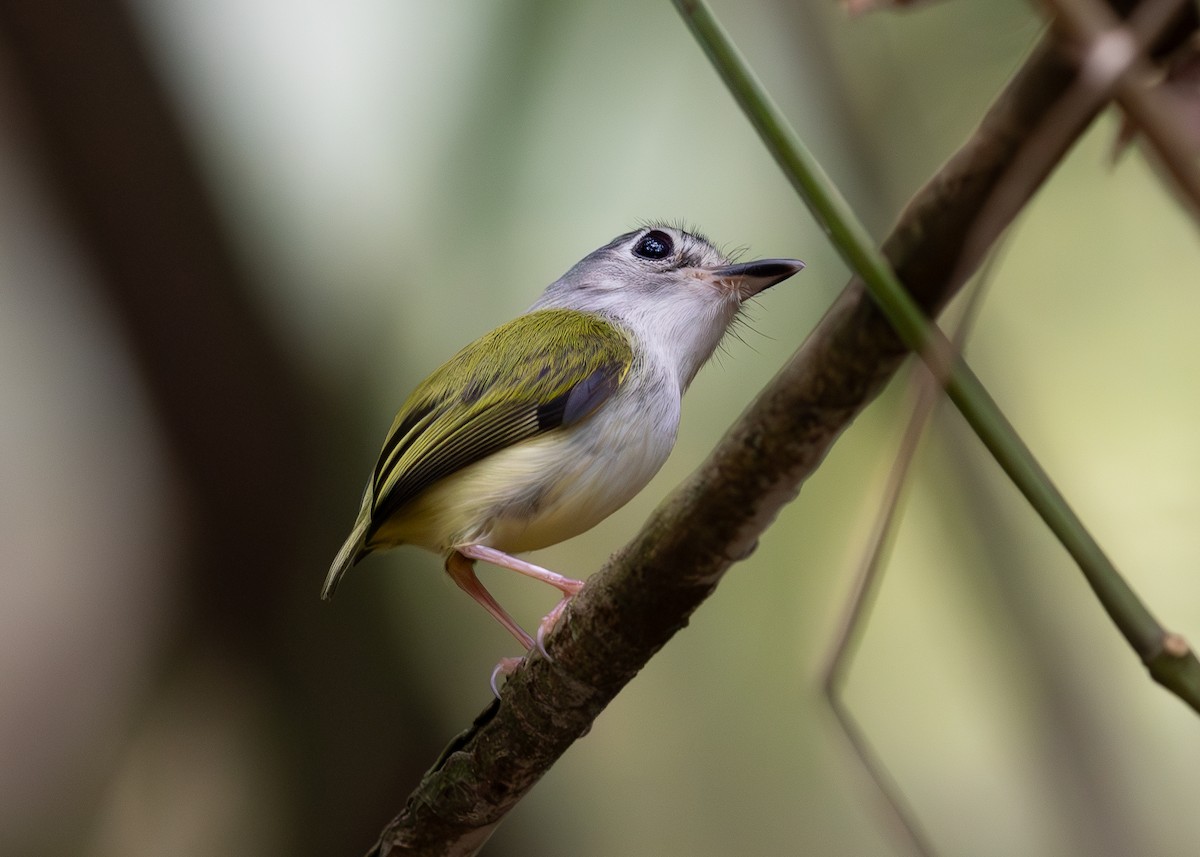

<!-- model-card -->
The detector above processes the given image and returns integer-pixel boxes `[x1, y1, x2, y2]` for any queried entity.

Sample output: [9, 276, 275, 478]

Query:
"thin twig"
[821, 248, 1001, 857]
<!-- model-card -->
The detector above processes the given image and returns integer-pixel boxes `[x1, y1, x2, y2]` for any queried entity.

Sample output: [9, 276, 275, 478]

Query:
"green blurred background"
[2, 1, 1199, 855]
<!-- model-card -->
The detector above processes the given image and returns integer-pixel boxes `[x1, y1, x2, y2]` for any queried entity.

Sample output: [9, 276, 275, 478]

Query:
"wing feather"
[366, 309, 632, 540]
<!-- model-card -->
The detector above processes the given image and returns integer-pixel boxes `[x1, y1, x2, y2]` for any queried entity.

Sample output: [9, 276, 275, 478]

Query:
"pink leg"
[458, 544, 584, 595]
[457, 544, 584, 656]
[445, 551, 534, 651]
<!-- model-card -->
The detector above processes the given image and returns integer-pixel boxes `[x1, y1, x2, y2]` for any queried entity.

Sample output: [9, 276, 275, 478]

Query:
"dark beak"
[710, 258, 805, 298]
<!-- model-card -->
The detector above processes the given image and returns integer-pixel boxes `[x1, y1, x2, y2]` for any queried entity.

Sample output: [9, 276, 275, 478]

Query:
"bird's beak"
[707, 258, 805, 300]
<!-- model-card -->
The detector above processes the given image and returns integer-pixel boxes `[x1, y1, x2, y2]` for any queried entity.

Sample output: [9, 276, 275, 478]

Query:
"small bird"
[324, 224, 803, 670]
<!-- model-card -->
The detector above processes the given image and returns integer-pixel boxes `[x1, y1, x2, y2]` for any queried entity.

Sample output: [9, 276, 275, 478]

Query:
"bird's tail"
[322, 510, 371, 600]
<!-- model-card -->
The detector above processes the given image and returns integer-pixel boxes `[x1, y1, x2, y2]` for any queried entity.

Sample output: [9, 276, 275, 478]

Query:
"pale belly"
[376, 385, 679, 555]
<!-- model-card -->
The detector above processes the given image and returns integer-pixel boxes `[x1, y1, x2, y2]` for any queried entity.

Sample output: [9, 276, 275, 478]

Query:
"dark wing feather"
[367, 309, 632, 537]
[541, 361, 627, 428]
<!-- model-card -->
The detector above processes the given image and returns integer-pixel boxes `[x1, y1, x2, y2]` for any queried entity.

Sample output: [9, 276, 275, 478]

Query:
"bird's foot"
[535, 594, 577, 659]
[490, 656, 526, 698]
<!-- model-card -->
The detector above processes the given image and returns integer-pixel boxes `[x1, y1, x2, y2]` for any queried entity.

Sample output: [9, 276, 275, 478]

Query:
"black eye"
[632, 229, 674, 260]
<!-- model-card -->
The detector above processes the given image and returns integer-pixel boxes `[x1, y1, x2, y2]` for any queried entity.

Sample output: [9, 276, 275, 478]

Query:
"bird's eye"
[632, 229, 674, 260]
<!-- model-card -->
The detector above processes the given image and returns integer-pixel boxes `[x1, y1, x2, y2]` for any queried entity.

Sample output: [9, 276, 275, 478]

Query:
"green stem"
[673, 0, 1200, 712]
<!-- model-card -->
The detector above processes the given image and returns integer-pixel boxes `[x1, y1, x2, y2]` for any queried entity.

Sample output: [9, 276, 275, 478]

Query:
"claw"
[490, 656, 525, 697]
[535, 625, 550, 660]
[536, 596, 573, 659]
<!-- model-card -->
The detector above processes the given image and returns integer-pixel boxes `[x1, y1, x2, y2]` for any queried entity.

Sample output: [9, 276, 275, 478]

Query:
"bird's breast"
[390, 366, 681, 554]
[476, 376, 680, 552]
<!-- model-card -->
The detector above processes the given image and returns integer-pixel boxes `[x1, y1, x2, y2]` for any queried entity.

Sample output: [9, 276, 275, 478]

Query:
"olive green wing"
[367, 309, 633, 536]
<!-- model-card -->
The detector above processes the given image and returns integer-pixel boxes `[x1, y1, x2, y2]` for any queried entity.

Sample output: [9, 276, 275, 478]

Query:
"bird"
[323, 223, 803, 675]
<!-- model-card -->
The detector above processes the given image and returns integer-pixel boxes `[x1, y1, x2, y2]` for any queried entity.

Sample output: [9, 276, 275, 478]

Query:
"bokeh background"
[3, 1, 1199, 855]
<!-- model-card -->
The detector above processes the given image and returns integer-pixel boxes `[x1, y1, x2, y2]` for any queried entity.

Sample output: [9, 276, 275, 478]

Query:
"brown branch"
[370, 6, 1197, 855]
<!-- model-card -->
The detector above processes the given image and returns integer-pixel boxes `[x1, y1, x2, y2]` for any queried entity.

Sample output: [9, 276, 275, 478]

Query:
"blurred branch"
[948, 0, 1194, 296]
[0, 0, 445, 852]
[369, 5, 1198, 854]
[1043, 0, 1200, 219]
[0, 0, 307, 632]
